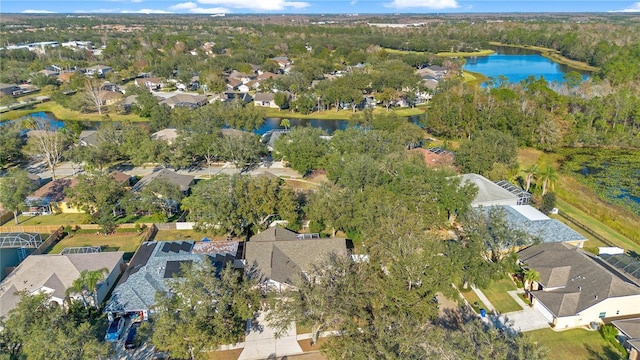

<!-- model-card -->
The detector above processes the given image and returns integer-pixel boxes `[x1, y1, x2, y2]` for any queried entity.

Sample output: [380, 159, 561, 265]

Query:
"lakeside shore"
[488, 41, 599, 72]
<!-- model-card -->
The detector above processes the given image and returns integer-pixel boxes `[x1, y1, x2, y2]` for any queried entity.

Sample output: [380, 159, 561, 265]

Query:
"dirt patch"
[207, 349, 243, 360]
[297, 338, 328, 352]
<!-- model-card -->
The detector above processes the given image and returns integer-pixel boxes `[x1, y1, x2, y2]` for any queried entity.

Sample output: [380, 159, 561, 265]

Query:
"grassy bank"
[529, 328, 621, 360]
[383, 47, 495, 58]
[264, 106, 427, 120]
[489, 41, 599, 72]
[463, 70, 489, 86]
[0, 101, 145, 122]
[517, 148, 640, 252]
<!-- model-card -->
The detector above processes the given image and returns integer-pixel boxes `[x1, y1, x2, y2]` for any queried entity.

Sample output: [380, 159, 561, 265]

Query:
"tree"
[279, 118, 291, 130]
[0, 122, 23, 166]
[0, 291, 112, 360]
[273, 127, 329, 175]
[65, 170, 125, 233]
[83, 76, 107, 114]
[0, 169, 35, 224]
[539, 165, 559, 195]
[522, 164, 538, 192]
[539, 192, 557, 215]
[221, 132, 266, 170]
[23, 121, 70, 180]
[274, 92, 289, 109]
[153, 262, 261, 360]
[455, 129, 519, 176]
[182, 174, 298, 236]
[523, 268, 541, 292]
[136, 178, 184, 220]
[66, 268, 109, 310]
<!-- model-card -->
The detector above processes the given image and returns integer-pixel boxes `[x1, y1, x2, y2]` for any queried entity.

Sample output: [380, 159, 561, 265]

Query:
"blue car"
[105, 316, 125, 342]
[124, 323, 140, 349]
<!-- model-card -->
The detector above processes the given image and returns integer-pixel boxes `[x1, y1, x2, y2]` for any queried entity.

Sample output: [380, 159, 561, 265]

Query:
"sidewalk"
[471, 285, 496, 312]
[238, 311, 303, 360]
[507, 290, 529, 310]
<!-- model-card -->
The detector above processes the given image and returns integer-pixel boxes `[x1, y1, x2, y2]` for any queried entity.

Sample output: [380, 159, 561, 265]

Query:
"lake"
[464, 49, 591, 85]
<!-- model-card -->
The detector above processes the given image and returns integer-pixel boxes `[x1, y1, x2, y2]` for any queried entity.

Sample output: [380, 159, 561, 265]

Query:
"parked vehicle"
[104, 316, 125, 342]
[124, 323, 139, 349]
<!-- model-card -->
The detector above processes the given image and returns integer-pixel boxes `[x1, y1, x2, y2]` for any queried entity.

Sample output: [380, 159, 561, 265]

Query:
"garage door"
[533, 299, 555, 323]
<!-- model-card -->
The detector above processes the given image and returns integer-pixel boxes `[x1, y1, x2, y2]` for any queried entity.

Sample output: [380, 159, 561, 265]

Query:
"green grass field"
[47, 231, 144, 254]
[1, 213, 90, 227]
[480, 277, 522, 313]
[529, 328, 623, 360]
[151, 229, 229, 242]
[263, 106, 427, 121]
[0, 101, 145, 122]
[459, 288, 488, 314]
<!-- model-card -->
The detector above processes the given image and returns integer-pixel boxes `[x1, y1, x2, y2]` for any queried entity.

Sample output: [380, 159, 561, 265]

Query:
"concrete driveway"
[492, 307, 550, 333]
[238, 311, 303, 360]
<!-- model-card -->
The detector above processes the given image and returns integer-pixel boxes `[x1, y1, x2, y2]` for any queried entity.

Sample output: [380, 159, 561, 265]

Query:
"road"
[27, 160, 302, 181]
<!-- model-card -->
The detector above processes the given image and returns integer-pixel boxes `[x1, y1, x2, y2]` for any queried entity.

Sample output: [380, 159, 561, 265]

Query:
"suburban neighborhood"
[1, 11, 640, 360]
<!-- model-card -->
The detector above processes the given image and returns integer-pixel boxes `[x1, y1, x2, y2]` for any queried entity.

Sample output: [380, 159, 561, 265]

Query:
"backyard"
[47, 229, 145, 259]
[151, 229, 229, 242]
[1, 213, 89, 227]
[529, 328, 624, 360]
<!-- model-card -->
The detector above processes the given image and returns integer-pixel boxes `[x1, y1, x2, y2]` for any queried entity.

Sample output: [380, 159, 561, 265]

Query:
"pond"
[5, 112, 421, 136]
[463, 48, 591, 85]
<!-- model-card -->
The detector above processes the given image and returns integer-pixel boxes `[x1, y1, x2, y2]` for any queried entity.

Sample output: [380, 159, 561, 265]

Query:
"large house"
[244, 227, 350, 291]
[160, 93, 207, 109]
[518, 243, 640, 330]
[0, 251, 124, 319]
[26, 178, 80, 214]
[131, 168, 194, 194]
[460, 173, 531, 207]
[104, 240, 237, 320]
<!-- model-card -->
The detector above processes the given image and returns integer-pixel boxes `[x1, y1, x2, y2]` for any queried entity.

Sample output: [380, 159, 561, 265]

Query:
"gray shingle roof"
[612, 318, 640, 339]
[519, 243, 640, 317]
[497, 205, 586, 243]
[245, 227, 348, 285]
[132, 168, 194, 193]
[104, 241, 236, 314]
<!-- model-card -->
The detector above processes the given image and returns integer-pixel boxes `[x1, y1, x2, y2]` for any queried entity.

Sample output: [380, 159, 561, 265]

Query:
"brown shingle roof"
[29, 178, 79, 202]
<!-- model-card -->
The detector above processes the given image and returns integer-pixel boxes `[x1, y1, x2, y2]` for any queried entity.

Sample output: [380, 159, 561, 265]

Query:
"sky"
[2, 0, 640, 15]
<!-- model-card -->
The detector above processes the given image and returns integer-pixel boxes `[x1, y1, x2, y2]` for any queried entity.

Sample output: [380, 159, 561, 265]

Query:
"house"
[104, 240, 237, 320]
[489, 205, 587, 247]
[109, 170, 131, 187]
[244, 227, 350, 291]
[257, 72, 280, 81]
[160, 93, 207, 109]
[131, 168, 194, 194]
[0, 83, 21, 97]
[0, 233, 44, 281]
[226, 77, 243, 91]
[39, 69, 59, 77]
[56, 72, 75, 84]
[26, 178, 80, 214]
[101, 81, 120, 92]
[99, 91, 123, 105]
[460, 173, 530, 207]
[271, 56, 292, 71]
[85, 65, 112, 77]
[612, 318, 640, 360]
[134, 77, 164, 90]
[78, 130, 100, 147]
[222, 91, 252, 104]
[254, 92, 279, 108]
[151, 128, 179, 145]
[411, 147, 455, 168]
[518, 242, 640, 330]
[0, 251, 125, 319]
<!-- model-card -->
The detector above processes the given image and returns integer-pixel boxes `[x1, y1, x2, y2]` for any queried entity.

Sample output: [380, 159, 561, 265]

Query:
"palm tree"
[539, 165, 559, 195]
[279, 118, 290, 130]
[522, 164, 538, 192]
[523, 268, 541, 292]
[65, 268, 109, 311]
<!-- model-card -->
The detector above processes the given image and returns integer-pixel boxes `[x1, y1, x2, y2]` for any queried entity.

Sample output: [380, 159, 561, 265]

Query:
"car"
[104, 316, 125, 342]
[124, 323, 140, 349]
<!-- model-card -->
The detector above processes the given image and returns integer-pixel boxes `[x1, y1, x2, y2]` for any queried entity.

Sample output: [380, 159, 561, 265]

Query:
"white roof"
[508, 205, 549, 221]
[460, 174, 519, 207]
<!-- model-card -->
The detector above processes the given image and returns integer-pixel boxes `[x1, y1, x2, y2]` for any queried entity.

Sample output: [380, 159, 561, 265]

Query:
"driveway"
[491, 307, 550, 333]
[239, 311, 303, 360]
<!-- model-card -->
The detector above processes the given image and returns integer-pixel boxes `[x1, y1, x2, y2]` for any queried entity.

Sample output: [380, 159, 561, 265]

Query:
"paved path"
[238, 311, 303, 360]
[471, 285, 496, 312]
[493, 307, 551, 333]
[507, 290, 529, 310]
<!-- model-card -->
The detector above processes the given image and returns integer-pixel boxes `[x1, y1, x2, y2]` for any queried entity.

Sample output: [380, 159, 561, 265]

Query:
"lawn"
[47, 231, 144, 255]
[0, 101, 146, 122]
[480, 276, 522, 313]
[1, 213, 90, 227]
[207, 349, 243, 360]
[463, 70, 489, 86]
[263, 106, 427, 121]
[529, 328, 624, 360]
[459, 288, 488, 314]
[436, 49, 495, 57]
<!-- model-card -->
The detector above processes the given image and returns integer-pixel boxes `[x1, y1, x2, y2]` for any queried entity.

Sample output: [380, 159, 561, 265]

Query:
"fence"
[142, 224, 158, 242]
[0, 222, 155, 234]
[31, 226, 64, 255]
[0, 211, 15, 226]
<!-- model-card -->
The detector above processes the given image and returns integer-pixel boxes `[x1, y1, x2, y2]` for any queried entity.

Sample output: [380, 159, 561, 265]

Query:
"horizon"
[1, 1, 640, 16]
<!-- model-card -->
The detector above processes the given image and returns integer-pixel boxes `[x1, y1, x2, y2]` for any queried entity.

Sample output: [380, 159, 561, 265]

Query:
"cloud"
[195, 0, 309, 11]
[386, 0, 458, 9]
[609, 2, 640, 12]
[169, 2, 229, 13]
[121, 8, 173, 13]
[21, 9, 56, 13]
[350, 0, 357, 4]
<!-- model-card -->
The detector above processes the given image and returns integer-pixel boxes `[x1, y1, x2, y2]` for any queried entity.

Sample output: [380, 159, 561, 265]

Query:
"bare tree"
[84, 76, 106, 115]
[24, 121, 69, 180]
